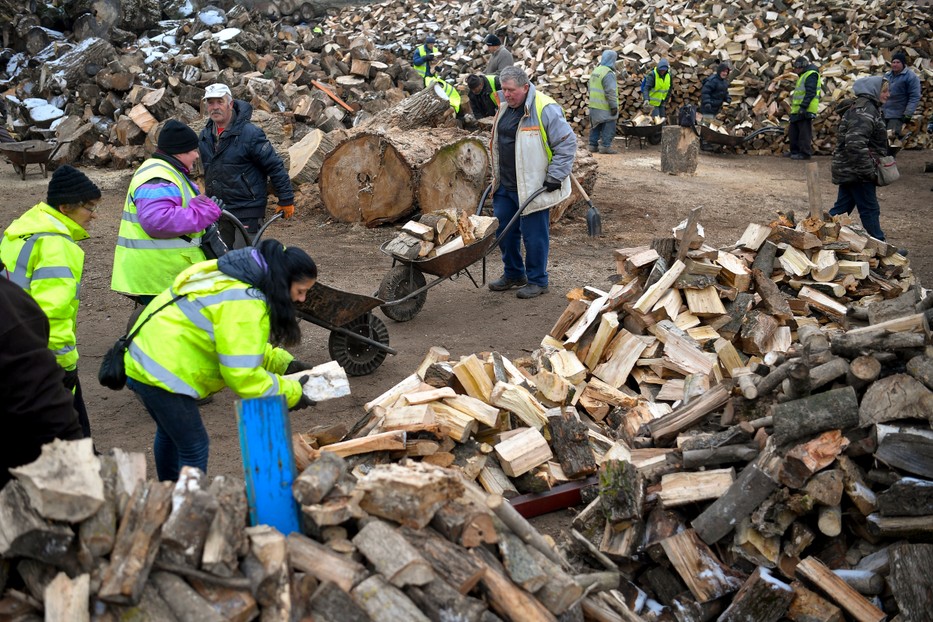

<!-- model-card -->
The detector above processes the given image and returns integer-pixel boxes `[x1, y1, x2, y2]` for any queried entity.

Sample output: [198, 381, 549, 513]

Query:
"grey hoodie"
[589, 50, 619, 124]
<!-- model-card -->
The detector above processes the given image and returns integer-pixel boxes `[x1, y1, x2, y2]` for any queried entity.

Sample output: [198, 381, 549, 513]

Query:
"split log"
[351, 574, 431, 622]
[875, 424, 933, 479]
[485, 494, 564, 568]
[858, 373, 933, 427]
[159, 467, 218, 568]
[547, 407, 597, 478]
[308, 581, 371, 622]
[658, 468, 734, 508]
[495, 427, 552, 477]
[355, 462, 463, 528]
[647, 381, 733, 445]
[201, 475, 248, 578]
[362, 85, 454, 132]
[78, 453, 117, 558]
[496, 531, 548, 593]
[288, 129, 337, 185]
[888, 543, 933, 622]
[490, 382, 549, 430]
[293, 452, 346, 506]
[681, 445, 758, 469]
[240, 526, 290, 617]
[795, 556, 885, 622]
[353, 519, 434, 587]
[878, 477, 933, 516]
[151, 571, 225, 622]
[906, 355, 933, 392]
[44, 572, 89, 622]
[787, 581, 843, 622]
[287, 532, 368, 592]
[399, 526, 485, 594]
[661, 529, 745, 603]
[772, 386, 859, 446]
[599, 460, 644, 527]
[405, 579, 488, 622]
[470, 546, 558, 622]
[718, 567, 793, 622]
[430, 500, 497, 548]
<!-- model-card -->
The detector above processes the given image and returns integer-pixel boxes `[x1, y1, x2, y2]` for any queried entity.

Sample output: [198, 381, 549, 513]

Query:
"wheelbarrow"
[618, 121, 664, 148]
[377, 185, 545, 322]
[699, 125, 784, 152]
[0, 140, 69, 180]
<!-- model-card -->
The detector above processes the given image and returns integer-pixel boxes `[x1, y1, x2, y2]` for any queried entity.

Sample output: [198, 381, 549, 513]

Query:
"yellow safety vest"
[485, 75, 500, 107]
[425, 76, 462, 113]
[414, 44, 439, 78]
[111, 159, 206, 297]
[648, 69, 671, 107]
[791, 69, 822, 114]
[588, 65, 617, 110]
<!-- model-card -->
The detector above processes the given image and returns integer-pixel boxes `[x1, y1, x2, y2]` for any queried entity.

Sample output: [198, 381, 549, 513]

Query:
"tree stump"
[418, 136, 488, 215]
[661, 126, 698, 175]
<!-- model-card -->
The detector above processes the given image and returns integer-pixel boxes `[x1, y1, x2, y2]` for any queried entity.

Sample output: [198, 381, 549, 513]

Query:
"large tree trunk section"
[417, 136, 488, 216]
[660, 126, 699, 175]
[362, 85, 454, 132]
[45, 38, 116, 87]
[288, 129, 338, 186]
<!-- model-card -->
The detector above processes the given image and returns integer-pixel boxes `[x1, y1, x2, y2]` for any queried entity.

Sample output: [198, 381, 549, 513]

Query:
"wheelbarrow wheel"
[328, 312, 390, 376]
[648, 132, 662, 145]
[378, 265, 427, 322]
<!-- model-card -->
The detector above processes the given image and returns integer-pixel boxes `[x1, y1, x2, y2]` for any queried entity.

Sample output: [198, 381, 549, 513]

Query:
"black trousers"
[789, 118, 813, 156]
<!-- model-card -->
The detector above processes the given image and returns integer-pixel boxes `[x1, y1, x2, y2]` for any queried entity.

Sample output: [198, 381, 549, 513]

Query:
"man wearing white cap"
[198, 83, 295, 238]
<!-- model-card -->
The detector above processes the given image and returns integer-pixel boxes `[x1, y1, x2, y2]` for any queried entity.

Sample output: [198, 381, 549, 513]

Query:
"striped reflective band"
[128, 341, 200, 397]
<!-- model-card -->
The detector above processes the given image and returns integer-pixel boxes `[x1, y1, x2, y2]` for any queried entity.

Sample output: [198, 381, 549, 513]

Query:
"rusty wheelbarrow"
[618, 121, 664, 148]
[699, 125, 784, 152]
[0, 140, 69, 180]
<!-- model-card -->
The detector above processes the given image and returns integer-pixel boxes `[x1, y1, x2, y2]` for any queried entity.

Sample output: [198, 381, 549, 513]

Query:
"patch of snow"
[212, 28, 241, 42]
[30, 104, 64, 123]
[23, 98, 49, 109]
[758, 567, 792, 590]
[199, 9, 227, 27]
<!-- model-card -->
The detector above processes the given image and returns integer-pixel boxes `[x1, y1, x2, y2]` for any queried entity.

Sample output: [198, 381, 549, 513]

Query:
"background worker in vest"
[488, 66, 577, 300]
[1, 165, 101, 438]
[483, 33, 513, 76]
[587, 50, 620, 154]
[125, 239, 318, 481]
[0, 270, 84, 488]
[642, 58, 672, 118]
[199, 83, 295, 240]
[786, 55, 822, 160]
[413, 35, 440, 82]
[882, 51, 921, 138]
[466, 74, 500, 119]
[112, 120, 221, 307]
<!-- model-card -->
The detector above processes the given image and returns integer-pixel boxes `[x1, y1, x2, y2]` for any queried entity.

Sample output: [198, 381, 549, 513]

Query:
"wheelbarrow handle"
[482, 186, 547, 261]
[47, 140, 71, 161]
[254, 211, 284, 244]
[476, 183, 494, 217]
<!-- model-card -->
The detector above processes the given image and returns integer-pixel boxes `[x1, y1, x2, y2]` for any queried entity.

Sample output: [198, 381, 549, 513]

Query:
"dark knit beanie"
[157, 119, 199, 155]
[46, 165, 101, 208]
[891, 52, 907, 64]
[717, 63, 731, 74]
[484, 34, 501, 46]
[467, 74, 484, 90]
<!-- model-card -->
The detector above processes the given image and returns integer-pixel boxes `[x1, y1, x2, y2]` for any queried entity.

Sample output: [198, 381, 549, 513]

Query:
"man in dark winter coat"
[829, 76, 889, 241]
[467, 74, 501, 119]
[1, 270, 83, 488]
[700, 64, 731, 120]
[199, 84, 295, 239]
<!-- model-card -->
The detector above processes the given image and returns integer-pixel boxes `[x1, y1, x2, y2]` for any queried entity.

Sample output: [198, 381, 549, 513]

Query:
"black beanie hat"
[892, 52, 907, 65]
[467, 74, 484, 90]
[46, 165, 101, 208]
[157, 119, 199, 155]
[717, 63, 731, 74]
[484, 34, 501, 46]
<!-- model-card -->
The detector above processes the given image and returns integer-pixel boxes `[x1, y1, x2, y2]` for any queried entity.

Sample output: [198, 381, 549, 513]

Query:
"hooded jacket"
[588, 50, 619, 125]
[1, 203, 88, 370]
[882, 66, 921, 120]
[199, 100, 295, 222]
[831, 76, 888, 186]
[124, 247, 302, 407]
[700, 71, 731, 115]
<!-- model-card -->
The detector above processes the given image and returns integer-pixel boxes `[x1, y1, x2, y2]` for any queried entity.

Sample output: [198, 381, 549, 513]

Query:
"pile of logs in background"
[0, 0, 930, 179]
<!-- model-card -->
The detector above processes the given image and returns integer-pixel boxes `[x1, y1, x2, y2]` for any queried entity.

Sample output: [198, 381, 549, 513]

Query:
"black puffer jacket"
[831, 77, 888, 185]
[199, 100, 294, 221]
[700, 73, 730, 115]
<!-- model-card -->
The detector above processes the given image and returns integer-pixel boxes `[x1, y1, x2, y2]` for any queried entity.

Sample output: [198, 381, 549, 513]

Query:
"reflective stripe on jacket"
[791, 70, 822, 114]
[0, 203, 87, 370]
[425, 76, 461, 113]
[111, 158, 206, 297]
[588, 66, 616, 111]
[648, 69, 671, 107]
[413, 44, 439, 78]
[124, 260, 302, 406]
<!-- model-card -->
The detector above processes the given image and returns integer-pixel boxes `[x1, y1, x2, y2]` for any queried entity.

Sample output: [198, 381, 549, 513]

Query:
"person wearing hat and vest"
[0, 271, 84, 488]
[588, 50, 620, 154]
[112, 120, 222, 307]
[642, 59, 672, 118]
[199, 83, 295, 239]
[483, 33, 513, 76]
[2, 165, 102, 438]
[882, 52, 921, 138]
[413, 36, 440, 81]
[488, 66, 577, 300]
[787, 56, 822, 160]
[125, 239, 318, 481]
[467, 74, 501, 119]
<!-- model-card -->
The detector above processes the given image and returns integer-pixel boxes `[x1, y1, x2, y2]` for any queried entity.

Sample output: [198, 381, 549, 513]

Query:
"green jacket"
[124, 259, 302, 407]
[1, 203, 88, 370]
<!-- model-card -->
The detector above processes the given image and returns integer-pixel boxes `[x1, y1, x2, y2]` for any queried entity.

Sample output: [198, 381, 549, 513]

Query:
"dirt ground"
[2, 142, 930, 514]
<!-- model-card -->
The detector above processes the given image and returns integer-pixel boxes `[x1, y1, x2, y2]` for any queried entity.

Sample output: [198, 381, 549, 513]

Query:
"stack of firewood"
[384, 210, 499, 260]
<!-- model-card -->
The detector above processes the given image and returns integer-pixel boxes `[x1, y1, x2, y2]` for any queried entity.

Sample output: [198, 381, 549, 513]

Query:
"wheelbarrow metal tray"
[379, 227, 499, 278]
[0, 140, 57, 165]
[294, 282, 385, 327]
[619, 123, 664, 139]
[699, 125, 745, 147]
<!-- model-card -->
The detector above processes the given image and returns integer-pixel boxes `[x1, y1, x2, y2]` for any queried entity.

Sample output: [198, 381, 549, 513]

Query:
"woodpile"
[384, 209, 499, 260]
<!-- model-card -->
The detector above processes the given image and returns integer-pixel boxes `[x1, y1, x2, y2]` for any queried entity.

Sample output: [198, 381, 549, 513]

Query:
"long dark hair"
[254, 239, 317, 346]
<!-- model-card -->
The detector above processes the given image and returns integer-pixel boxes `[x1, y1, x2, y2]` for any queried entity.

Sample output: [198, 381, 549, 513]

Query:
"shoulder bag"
[98, 294, 184, 390]
[871, 151, 899, 186]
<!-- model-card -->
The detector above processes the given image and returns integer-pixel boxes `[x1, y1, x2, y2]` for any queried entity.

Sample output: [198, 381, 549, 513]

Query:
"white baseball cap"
[203, 83, 232, 100]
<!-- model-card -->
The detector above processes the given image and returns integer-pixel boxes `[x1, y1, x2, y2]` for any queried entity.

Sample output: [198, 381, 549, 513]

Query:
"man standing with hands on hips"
[488, 66, 577, 300]
[198, 83, 295, 239]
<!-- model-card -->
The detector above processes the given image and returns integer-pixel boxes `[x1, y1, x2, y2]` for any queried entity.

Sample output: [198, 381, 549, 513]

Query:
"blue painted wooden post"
[236, 395, 301, 534]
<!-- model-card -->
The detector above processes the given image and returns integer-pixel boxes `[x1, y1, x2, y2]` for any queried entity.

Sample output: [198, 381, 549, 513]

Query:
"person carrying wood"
[786, 55, 822, 160]
[412, 36, 440, 81]
[641, 58, 672, 118]
[466, 74, 500, 119]
[0, 271, 84, 488]
[198, 83, 295, 238]
[587, 50, 620, 154]
[882, 52, 921, 139]
[828, 76, 890, 242]
[112, 120, 222, 307]
[483, 33, 513, 76]
[123, 239, 319, 481]
[488, 66, 577, 300]
[1, 165, 102, 439]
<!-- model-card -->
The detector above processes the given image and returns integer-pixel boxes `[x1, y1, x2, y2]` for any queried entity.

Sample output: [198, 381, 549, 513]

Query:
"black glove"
[789, 113, 800, 122]
[609, 107, 618, 117]
[210, 195, 226, 212]
[290, 375, 316, 411]
[542, 179, 561, 192]
[63, 367, 78, 391]
[804, 112, 816, 120]
[285, 359, 313, 375]
[425, 53, 435, 61]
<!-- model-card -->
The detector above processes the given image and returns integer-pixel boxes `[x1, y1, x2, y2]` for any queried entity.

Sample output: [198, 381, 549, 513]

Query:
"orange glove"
[275, 204, 295, 219]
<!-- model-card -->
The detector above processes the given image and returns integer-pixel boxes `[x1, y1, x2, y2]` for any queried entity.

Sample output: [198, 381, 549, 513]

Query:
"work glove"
[285, 358, 314, 375]
[190, 195, 222, 221]
[275, 204, 295, 219]
[426, 53, 436, 61]
[209, 196, 226, 212]
[63, 367, 78, 392]
[789, 113, 800, 122]
[542, 179, 562, 193]
[902, 114, 912, 123]
[804, 112, 816, 120]
[290, 375, 316, 411]
[609, 107, 618, 117]
[642, 100, 652, 110]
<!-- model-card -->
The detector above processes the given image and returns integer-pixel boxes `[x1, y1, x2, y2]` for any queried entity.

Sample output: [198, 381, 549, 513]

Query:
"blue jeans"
[829, 181, 884, 240]
[589, 120, 616, 149]
[127, 378, 209, 481]
[493, 186, 550, 287]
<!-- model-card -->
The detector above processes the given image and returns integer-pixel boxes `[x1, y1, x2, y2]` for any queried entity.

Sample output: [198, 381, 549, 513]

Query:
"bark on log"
[308, 581, 371, 622]
[888, 543, 933, 622]
[718, 567, 793, 622]
[660, 126, 699, 175]
[858, 373, 933, 427]
[351, 574, 431, 622]
[878, 477, 933, 517]
[548, 407, 597, 479]
[362, 85, 454, 132]
[399, 526, 485, 594]
[352, 519, 434, 588]
[772, 386, 859, 446]
[417, 136, 488, 216]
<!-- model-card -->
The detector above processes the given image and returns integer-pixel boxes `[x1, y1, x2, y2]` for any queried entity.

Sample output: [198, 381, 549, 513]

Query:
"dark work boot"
[488, 275, 528, 291]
